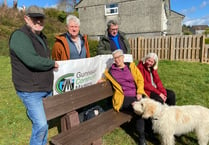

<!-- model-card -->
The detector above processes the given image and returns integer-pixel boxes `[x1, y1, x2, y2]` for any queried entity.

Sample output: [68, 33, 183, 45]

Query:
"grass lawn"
[1, 56, 209, 145]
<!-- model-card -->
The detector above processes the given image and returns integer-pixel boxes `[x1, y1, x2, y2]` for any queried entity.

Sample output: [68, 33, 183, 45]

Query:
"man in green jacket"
[9, 5, 58, 145]
[97, 20, 130, 54]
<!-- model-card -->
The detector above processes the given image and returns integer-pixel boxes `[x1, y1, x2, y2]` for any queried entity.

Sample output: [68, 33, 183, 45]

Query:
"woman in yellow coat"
[100, 49, 147, 145]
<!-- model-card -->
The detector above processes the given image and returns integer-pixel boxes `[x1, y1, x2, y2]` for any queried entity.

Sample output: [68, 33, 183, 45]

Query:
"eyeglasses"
[27, 16, 44, 23]
[110, 28, 118, 31]
[113, 55, 123, 60]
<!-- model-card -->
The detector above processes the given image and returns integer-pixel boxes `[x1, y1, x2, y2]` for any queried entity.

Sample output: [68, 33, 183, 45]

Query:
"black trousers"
[150, 89, 176, 105]
[121, 96, 145, 144]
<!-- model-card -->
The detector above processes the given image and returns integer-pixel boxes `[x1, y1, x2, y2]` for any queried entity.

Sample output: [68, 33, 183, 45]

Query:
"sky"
[3, 0, 58, 8]
[2, 0, 209, 26]
[170, 0, 209, 26]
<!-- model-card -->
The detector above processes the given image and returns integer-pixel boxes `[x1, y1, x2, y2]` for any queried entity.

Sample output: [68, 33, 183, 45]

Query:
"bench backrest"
[43, 81, 113, 120]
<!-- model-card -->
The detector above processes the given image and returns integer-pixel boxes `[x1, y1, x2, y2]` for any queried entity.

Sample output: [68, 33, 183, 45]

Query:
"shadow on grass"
[120, 118, 161, 145]
[48, 117, 62, 133]
[175, 134, 198, 145]
[120, 118, 199, 145]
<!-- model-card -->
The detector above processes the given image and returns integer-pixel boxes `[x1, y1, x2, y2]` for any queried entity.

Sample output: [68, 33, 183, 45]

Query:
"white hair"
[112, 49, 124, 57]
[66, 15, 80, 26]
[142, 53, 158, 70]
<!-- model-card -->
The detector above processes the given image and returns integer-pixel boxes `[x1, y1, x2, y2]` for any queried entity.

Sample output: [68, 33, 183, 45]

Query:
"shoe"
[145, 131, 159, 142]
[138, 141, 147, 145]
[138, 138, 147, 145]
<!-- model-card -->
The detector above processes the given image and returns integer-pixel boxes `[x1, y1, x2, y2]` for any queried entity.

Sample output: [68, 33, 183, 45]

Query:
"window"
[105, 3, 118, 16]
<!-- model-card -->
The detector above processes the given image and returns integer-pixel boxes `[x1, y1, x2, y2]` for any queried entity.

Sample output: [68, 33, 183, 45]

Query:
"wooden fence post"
[200, 35, 205, 63]
[170, 36, 174, 60]
[138, 37, 141, 60]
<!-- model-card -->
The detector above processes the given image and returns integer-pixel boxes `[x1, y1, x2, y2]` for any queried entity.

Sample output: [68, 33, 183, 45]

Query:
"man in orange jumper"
[52, 15, 90, 60]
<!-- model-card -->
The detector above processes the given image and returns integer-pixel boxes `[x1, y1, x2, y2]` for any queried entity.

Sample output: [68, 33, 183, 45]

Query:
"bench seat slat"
[43, 81, 113, 120]
[51, 109, 132, 145]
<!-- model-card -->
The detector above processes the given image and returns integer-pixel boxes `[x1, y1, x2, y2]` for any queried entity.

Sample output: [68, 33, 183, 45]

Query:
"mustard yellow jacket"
[104, 62, 146, 112]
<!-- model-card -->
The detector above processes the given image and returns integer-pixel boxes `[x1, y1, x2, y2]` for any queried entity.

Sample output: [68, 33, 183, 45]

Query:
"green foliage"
[205, 38, 209, 44]
[182, 24, 192, 35]
[204, 28, 209, 37]
[45, 8, 61, 19]
[0, 40, 9, 56]
[58, 11, 67, 23]
[46, 34, 56, 50]
[88, 39, 99, 57]
[57, 11, 79, 23]
[70, 11, 79, 18]
[183, 31, 192, 35]
[1, 18, 14, 27]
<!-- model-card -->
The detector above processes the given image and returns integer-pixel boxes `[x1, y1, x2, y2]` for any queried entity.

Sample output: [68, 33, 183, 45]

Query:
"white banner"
[53, 54, 133, 95]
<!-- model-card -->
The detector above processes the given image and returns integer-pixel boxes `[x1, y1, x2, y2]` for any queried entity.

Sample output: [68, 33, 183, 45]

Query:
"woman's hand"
[54, 61, 59, 68]
[97, 79, 105, 83]
[159, 93, 167, 102]
[136, 94, 142, 101]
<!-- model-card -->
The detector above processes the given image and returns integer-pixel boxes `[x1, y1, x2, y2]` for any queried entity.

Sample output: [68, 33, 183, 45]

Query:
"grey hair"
[66, 15, 80, 26]
[142, 53, 158, 70]
[112, 49, 124, 57]
[107, 20, 118, 30]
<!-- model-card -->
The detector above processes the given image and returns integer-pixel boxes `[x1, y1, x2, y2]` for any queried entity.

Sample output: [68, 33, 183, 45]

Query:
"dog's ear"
[142, 100, 156, 118]
[132, 101, 144, 115]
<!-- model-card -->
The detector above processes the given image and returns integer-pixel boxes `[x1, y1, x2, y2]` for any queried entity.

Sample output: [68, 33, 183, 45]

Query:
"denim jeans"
[17, 91, 52, 145]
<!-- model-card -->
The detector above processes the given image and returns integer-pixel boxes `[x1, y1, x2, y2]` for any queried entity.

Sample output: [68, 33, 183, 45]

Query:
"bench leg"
[61, 111, 102, 145]
[61, 110, 80, 132]
[91, 138, 102, 145]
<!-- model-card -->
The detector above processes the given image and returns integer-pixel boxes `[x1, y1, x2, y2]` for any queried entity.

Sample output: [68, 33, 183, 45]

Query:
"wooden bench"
[43, 81, 133, 145]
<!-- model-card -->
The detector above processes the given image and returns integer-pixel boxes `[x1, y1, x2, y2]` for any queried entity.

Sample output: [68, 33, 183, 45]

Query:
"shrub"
[0, 40, 9, 56]
[46, 34, 56, 50]
[58, 11, 79, 23]
[58, 11, 67, 23]
[88, 39, 99, 57]
[45, 8, 60, 19]
[205, 38, 209, 44]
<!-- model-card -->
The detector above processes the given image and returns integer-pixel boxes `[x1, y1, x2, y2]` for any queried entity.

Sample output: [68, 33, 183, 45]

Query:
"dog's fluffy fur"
[133, 98, 209, 145]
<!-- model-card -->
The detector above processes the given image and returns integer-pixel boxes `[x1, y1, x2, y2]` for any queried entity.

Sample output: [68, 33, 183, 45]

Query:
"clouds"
[180, 1, 209, 15]
[181, 6, 196, 15]
[183, 15, 209, 26]
[200, 0, 209, 8]
[179, 0, 209, 25]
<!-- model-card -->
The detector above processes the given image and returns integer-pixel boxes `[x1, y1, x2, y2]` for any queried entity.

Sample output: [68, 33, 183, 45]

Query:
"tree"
[13, 0, 17, 9]
[182, 24, 192, 35]
[204, 28, 209, 37]
[4, 0, 7, 7]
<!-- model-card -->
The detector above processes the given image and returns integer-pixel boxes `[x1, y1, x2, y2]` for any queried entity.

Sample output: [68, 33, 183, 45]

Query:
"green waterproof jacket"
[97, 30, 130, 54]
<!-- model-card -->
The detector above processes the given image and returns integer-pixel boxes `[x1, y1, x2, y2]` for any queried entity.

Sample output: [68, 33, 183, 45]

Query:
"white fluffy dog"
[132, 98, 209, 145]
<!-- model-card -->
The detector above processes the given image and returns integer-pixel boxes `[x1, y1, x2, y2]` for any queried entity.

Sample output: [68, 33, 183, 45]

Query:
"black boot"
[138, 136, 147, 145]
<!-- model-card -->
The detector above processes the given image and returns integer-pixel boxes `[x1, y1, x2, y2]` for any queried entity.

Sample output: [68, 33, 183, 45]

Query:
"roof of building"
[191, 25, 209, 30]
